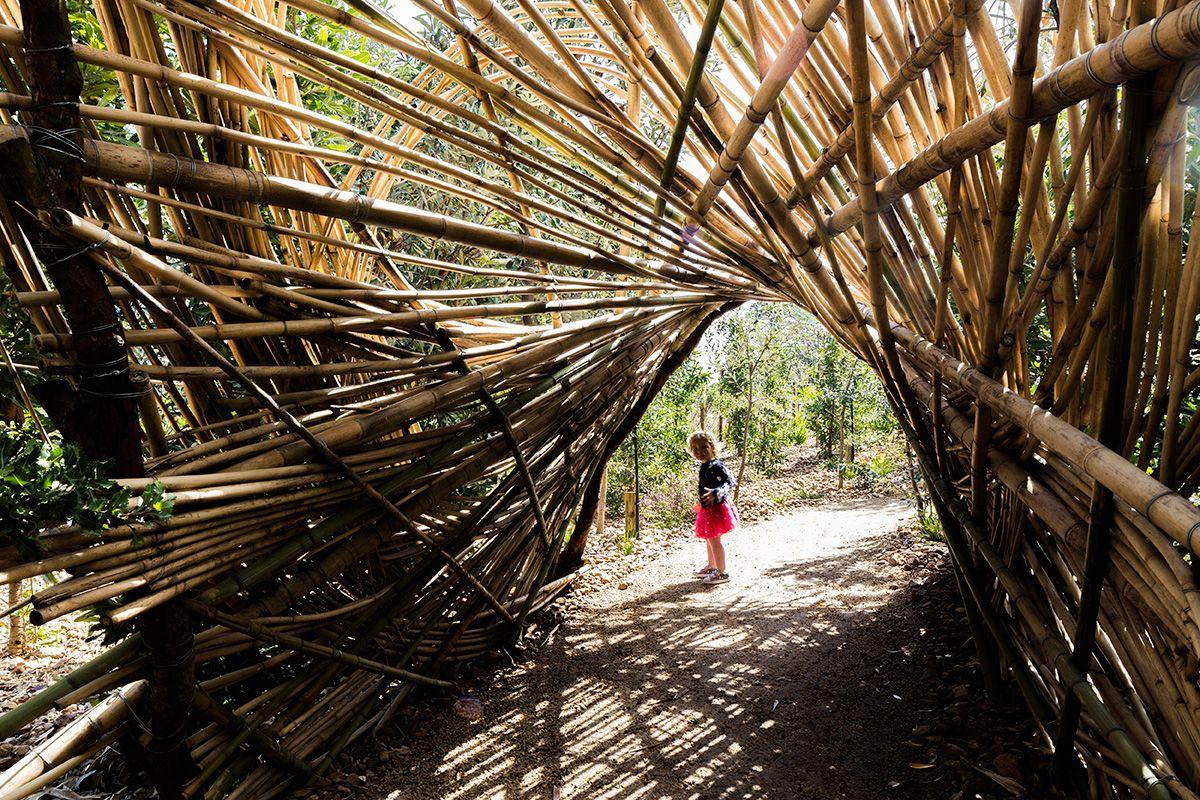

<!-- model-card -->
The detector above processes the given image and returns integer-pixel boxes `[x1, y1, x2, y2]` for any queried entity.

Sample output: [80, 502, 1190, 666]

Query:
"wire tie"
[36, 239, 102, 267]
[71, 320, 122, 337]
[1142, 489, 1175, 518]
[23, 43, 75, 58]
[22, 125, 84, 162]
[1186, 521, 1200, 553]
[168, 152, 182, 189]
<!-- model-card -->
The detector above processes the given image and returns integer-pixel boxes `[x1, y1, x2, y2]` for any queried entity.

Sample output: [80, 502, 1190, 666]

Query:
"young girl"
[687, 431, 738, 584]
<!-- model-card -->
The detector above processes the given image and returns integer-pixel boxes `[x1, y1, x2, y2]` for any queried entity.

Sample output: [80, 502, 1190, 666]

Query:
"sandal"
[702, 571, 729, 585]
[694, 566, 717, 577]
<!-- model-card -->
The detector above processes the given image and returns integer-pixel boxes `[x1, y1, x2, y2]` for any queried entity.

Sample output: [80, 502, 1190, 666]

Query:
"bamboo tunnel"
[0, 0, 1199, 795]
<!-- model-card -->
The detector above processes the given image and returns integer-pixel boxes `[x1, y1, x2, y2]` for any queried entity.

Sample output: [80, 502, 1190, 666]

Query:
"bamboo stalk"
[185, 602, 454, 689]
[652, 0, 727, 222]
[86, 247, 519, 624]
[1054, 22, 1157, 771]
[819, 3, 1200, 237]
[691, 0, 838, 217]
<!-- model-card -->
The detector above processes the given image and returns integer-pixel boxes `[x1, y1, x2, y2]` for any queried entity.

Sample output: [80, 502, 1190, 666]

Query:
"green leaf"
[0, 426, 175, 553]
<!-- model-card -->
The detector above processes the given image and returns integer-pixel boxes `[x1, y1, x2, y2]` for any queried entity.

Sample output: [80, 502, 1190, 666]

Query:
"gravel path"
[343, 496, 972, 800]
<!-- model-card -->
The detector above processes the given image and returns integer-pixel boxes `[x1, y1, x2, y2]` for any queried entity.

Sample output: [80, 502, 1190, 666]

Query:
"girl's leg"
[711, 536, 726, 573]
[705, 538, 716, 569]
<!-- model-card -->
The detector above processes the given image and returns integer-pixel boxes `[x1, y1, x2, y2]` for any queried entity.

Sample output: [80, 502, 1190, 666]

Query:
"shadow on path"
[459, 561, 930, 797]
[343, 497, 987, 800]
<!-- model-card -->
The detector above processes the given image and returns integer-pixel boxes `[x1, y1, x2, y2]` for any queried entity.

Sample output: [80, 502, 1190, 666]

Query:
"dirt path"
[341, 496, 998, 800]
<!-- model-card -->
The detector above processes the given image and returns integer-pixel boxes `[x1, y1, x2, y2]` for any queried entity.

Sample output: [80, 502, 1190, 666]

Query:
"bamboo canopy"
[0, 0, 1198, 795]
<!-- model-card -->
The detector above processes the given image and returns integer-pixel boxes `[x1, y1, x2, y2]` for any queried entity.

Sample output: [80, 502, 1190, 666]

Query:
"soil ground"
[330, 449, 1055, 800]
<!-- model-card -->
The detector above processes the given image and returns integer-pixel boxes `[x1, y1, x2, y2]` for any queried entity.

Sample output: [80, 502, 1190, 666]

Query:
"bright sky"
[385, 0, 424, 28]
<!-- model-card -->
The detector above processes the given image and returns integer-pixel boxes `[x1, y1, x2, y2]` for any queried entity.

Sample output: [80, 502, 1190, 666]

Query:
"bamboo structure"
[0, 0, 1198, 795]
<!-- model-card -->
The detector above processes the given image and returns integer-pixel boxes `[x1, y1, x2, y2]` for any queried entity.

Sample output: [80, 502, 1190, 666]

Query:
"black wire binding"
[23, 125, 84, 162]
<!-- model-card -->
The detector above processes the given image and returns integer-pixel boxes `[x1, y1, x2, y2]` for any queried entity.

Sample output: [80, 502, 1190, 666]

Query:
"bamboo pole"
[1053, 15, 1156, 771]
[84, 244, 519, 624]
[819, 2, 1200, 237]
[691, 0, 838, 217]
[652, 0, 727, 221]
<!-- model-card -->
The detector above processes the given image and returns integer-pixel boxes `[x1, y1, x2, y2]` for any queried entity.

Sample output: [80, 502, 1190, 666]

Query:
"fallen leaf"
[971, 766, 1025, 795]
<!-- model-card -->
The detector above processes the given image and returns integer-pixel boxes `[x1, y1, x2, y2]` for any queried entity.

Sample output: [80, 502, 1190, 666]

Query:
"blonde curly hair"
[687, 430, 717, 461]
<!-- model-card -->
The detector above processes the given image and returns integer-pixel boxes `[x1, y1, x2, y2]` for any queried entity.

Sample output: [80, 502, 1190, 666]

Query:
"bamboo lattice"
[0, 0, 1198, 796]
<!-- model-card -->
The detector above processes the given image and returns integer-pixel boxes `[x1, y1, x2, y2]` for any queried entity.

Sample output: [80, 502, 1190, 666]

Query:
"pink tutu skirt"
[695, 500, 739, 539]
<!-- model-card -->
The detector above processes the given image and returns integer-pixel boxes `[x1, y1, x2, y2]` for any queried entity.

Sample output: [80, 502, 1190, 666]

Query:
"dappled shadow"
[358, 498, 963, 800]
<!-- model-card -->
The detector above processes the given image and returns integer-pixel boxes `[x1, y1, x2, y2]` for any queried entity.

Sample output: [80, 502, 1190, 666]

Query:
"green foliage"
[802, 335, 894, 463]
[603, 303, 897, 534]
[1024, 305, 1054, 385]
[839, 452, 897, 490]
[864, 453, 897, 483]
[770, 484, 823, 505]
[709, 303, 812, 474]
[0, 426, 174, 555]
[0, 271, 42, 417]
[647, 489, 693, 529]
[0, 271, 38, 356]
[917, 508, 944, 542]
[607, 356, 710, 512]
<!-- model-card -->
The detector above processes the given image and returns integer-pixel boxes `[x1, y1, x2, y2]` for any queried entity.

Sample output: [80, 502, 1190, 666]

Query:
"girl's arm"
[712, 462, 733, 502]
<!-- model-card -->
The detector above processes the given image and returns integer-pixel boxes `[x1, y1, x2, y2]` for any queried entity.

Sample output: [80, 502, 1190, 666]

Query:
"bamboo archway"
[1, 0, 1199, 796]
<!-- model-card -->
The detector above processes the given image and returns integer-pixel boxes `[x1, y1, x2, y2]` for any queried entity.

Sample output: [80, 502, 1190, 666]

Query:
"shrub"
[0, 426, 174, 555]
[866, 453, 897, 481]
[918, 508, 944, 541]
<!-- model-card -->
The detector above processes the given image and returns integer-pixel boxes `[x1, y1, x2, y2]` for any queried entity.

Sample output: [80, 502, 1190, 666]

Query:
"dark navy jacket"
[697, 459, 733, 504]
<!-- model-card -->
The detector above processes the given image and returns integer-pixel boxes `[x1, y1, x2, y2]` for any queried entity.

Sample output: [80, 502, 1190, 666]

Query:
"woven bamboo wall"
[0, 0, 1198, 796]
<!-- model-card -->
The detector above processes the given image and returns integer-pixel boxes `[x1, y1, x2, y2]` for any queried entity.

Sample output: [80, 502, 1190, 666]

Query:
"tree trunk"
[758, 419, 768, 469]
[595, 468, 608, 534]
[848, 387, 857, 463]
[734, 363, 754, 503]
[9, 2, 195, 795]
[906, 444, 925, 517]
[838, 407, 846, 489]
